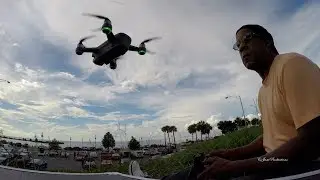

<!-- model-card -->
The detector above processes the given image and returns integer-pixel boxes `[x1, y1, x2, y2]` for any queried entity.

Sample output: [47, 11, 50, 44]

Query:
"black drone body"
[76, 13, 160, 70]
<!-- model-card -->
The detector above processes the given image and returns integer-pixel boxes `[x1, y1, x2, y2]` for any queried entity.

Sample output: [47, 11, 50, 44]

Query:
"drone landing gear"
[109, 62, 117, 70]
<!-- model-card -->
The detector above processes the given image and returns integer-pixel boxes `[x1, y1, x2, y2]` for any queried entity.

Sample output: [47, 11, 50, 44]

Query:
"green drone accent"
[102, 27, 112, 34]
[138, 50, 146, 55]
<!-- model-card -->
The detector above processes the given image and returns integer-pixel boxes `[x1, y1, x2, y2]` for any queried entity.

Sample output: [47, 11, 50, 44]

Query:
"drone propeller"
[138, 37, 161, 55]
[146, 49, 156, 55]
[79, 35, 96, 44]
[82, 13, 110, 20]
[91, 28, 102, 32]
[141, 37, 161, 44]
[82, 13, 112, 34]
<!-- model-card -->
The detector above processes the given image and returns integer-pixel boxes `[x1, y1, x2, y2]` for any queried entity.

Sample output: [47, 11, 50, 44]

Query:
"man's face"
[235, 28, 268, 70]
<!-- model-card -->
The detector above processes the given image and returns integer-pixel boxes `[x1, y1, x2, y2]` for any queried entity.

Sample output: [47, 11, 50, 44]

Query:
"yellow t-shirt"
[258, 52, 320, 153]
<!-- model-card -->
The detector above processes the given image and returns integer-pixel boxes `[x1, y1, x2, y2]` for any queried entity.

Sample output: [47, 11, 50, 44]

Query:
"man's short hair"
[236, 24, 274, 44]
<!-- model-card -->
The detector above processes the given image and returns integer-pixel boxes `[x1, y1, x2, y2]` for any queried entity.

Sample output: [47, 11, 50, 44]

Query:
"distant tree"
[251, 118, 262, 126]
[23, 143, 28, 149]
[49, 139, 60, 150]
[128, 136, 140, 150]
[161, 126, 167, 147]
[169, 126, 177, 145]
[165, 125, 172, 145]
[187, 124, 197, 141]
[217, 121, 237, 134]
[16, 143, 22, 147]
[203, 122, 213, 139]
[234, 117, 246, 129]
[102, 132, 115, 151]
[244, 118, 250, 126]
[196, 121, 207, 140]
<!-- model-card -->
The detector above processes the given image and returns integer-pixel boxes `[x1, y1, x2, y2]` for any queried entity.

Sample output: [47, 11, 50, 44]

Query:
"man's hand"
[207, 149, 227, 158]
[197, 157, 236, 180]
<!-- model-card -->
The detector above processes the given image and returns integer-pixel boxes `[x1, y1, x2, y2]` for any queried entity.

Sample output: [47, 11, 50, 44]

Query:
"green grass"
[140, 126, 262, 178]
[49, 126, 262, 178]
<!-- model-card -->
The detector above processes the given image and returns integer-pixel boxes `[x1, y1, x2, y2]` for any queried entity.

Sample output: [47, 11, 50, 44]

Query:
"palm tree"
[164, 125, 171, 146]
[188, 124, 197, 141]
[169, 126, 177, 146]
[161, 126, 167, 147]
[197, 121, 206, 141]
[203, 122, 213, 139]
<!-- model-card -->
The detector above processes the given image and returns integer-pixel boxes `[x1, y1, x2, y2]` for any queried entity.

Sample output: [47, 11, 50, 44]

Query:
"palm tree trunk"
[173, 131, 176, 146]
[163, 132, 167, 147]
[195, 132, 198, 141]
[167, 132, 171, 146]
[191, 133, 194, 141]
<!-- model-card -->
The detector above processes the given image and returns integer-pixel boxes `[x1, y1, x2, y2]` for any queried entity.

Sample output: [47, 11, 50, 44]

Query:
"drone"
[0, 79, 10, 83]
[76, 13, 161, 70]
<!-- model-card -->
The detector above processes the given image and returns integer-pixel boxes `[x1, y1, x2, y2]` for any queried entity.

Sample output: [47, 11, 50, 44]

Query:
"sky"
[0, 0, 319, 144]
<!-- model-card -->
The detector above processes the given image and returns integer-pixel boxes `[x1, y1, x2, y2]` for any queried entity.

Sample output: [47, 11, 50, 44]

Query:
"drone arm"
[128, 45, 139, 52]
[81, 47, 99, 53]
[107, 33, 116, 43]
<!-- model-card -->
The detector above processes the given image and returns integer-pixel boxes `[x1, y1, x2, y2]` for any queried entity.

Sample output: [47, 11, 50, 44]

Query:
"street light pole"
[225, 95, 246, 120]
[238, 96, 245, 120]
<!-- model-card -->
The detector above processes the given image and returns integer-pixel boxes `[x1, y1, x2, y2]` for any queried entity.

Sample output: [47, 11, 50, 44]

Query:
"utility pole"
[94, 135, 96, 149]
[81, 138, 83, 148]
[226, 95, 246, 125]
[70, 137, 72, 147]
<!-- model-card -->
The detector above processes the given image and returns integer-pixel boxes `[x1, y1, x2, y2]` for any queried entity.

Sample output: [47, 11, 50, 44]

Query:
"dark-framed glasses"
[233, 32, 259, 51]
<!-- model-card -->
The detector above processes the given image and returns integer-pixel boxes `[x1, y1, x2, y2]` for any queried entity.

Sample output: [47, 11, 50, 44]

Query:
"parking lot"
[27, 149, 102, 171]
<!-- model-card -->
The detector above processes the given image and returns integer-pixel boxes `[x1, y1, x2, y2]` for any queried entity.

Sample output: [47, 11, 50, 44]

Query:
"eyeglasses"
[233, 32, 259, 51]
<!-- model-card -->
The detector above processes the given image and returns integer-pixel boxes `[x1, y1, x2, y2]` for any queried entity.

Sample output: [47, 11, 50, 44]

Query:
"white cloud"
[0, 0, 319, 144]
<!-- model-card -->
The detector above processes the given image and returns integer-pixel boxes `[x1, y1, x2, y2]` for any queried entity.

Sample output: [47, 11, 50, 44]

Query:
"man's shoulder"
[274, 52, 315, 72]
[276, 52, 308, 64]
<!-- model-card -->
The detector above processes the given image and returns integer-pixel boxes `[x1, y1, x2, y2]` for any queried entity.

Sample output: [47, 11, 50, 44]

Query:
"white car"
[38, 152, 45, 156]
[101, 159, 112, 165]
[89, 151, 98, 158]
[60, 151, 70, 158]
[49, 151, 59, 157]
[83, 158, 96, 169]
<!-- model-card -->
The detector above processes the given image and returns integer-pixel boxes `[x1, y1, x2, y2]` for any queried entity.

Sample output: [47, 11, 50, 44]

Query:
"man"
[129, 24, 320, 179]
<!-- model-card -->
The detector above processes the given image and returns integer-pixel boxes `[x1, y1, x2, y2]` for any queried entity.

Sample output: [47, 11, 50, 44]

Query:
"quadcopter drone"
[76, 13, 161, 70]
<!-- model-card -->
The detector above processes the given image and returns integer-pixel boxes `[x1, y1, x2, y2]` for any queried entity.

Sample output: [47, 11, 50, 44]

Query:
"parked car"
[131, 150, 144, 158]
[75, 151, 87, 161]
[89, 151, 98, 158]
[100, 152, 112, 166]
[49, 151, 59, 157]
[27, 159, 48, 171]
[82, 157, 96, 169]
[38, 148, 46, 157]
[60, 151, 70, 158]
[111, 153, 120, 160]
[0, 157, 8, 165]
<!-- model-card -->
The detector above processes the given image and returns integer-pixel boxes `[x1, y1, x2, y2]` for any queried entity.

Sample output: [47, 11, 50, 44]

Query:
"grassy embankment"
[52, 126, 262, 178]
